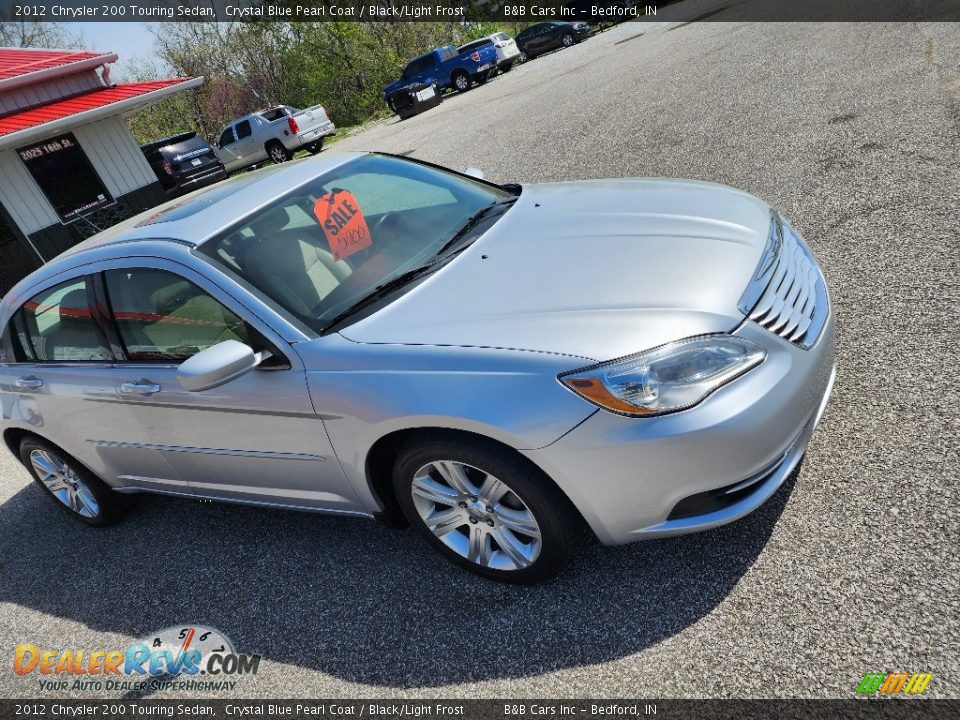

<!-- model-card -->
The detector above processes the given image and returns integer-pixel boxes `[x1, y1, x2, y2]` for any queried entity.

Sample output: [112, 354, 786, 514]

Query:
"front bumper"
[523, 311, 836, 545]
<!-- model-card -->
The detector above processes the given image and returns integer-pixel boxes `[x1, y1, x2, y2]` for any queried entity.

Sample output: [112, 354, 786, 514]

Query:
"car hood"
[339, 179, 773, 362]
[384, 79, 419, 97]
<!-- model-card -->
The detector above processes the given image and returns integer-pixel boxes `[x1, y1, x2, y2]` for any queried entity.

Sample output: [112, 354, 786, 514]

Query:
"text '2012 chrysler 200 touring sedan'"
[0, 152, 835, 583]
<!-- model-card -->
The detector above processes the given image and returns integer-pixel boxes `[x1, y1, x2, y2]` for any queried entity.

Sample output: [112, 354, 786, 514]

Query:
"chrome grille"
[738, 214, 829, 349]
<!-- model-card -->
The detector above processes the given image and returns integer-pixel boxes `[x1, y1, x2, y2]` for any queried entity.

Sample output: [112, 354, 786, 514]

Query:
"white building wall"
[0, 149, 58, 234]
[73, 115, 157, 197]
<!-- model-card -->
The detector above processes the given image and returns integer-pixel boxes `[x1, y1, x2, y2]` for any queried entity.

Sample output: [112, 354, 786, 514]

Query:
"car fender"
[295, 334, 597, 511]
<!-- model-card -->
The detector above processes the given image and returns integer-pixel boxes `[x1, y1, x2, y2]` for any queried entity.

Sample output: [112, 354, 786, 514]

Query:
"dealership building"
[0, 47, 202, 296]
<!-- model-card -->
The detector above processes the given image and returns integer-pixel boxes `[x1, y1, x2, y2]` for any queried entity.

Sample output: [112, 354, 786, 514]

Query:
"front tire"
[19, 437, 126, 527]
[393, 435, 581, 584]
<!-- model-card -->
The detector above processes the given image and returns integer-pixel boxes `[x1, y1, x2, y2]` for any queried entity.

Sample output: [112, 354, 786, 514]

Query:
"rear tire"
[452, 71, 471, 93]
[393, 434, 581, 584]
[19, 437, 126, 527]
[305, 139, 324, 154]
[501, 61, 514, 72]
[561, 33, 575, 48]
[266, 141, 292, 164]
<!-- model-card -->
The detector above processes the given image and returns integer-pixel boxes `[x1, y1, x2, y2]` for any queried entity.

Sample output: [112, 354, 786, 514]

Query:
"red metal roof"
[0, 78, 195, 139]
[0, 48, 111, 82]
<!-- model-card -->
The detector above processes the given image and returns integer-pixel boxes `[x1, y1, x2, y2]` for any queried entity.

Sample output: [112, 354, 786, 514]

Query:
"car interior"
[105, 269, 248, 361]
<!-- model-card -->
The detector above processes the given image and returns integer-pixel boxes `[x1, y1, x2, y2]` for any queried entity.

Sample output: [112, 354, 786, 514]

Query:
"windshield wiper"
[319, 261, 443, 332]
[320, 199, 516, 332]
[433, 198, 516, 259]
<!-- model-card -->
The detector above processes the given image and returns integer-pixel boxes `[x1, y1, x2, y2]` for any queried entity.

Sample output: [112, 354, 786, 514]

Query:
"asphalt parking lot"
[1, 15, 958, 700]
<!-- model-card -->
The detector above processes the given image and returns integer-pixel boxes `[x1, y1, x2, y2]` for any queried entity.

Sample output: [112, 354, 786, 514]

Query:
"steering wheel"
[373, 212, 401, 243]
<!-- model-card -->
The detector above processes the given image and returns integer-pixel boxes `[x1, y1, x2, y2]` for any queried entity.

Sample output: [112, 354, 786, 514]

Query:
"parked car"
[386, 80, 443, 121]
[214, 105, 336, 173]
[460, 34, 520, 73]
[384, 43, 497, 103]
[486, 31, 522, 71]
[0, 152, 835, 584]
[515, 21, 591, 62]
[140, 132, 226, 197]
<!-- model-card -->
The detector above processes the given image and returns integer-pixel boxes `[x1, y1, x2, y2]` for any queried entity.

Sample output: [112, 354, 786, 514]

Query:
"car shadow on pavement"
[0, 471, 797, 688]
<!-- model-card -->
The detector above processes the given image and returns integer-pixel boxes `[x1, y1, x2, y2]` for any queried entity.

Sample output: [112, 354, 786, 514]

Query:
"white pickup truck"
[214, 104, 336, 173]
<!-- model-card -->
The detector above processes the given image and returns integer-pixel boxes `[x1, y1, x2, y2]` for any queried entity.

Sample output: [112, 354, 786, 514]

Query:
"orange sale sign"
[314, 189, 372, 261]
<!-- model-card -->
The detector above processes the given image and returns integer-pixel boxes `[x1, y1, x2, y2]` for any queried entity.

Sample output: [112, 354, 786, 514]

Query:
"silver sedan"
[0, 152, 834, 583]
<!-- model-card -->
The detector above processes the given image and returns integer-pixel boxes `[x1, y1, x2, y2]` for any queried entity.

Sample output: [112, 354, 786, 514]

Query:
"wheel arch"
[364, 426, 587, 531]
[3, 427, 107, 487]
[3, 427, 36, 459]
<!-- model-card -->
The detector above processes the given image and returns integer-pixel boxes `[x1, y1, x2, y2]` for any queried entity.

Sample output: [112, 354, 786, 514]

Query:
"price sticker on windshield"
[314, 189, 372, 261]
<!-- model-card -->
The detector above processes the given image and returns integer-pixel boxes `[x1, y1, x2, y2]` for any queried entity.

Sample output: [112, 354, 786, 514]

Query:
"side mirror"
[464, 167, 485, 180]
[177, 340, 264, 392]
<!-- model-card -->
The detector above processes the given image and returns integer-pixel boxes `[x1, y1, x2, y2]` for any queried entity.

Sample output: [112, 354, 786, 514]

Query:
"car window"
[235, 120, 253, 140]
[261, 108, 287, 122]
[218, 128, 235, 147]
[327, 172, 457, 217]
[103, 268, 249, 362]
[495, 33, 511, 42]
[403, 56, 433, 78]
[11, 278, 110, 362]
[199, 153, 512, 331]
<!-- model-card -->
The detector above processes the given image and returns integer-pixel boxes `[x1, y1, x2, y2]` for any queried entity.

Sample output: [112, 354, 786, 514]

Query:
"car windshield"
[198, 154, 514, 332]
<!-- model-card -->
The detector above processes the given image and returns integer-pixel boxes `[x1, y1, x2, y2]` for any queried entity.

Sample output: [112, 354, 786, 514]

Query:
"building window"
[17, 133, 115, 224]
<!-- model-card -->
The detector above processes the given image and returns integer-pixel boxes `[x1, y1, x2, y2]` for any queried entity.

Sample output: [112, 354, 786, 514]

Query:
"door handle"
[15, 376, 43, 390]
[120, 381, 161, 396]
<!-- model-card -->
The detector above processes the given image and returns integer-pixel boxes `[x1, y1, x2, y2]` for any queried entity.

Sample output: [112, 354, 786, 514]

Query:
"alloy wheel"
[562, 34, 574, 47]
[29, 449, 100, 519]
[269, 145, 287, 163]
[455, 74, 470, 91]
[410, 460, 542, 571]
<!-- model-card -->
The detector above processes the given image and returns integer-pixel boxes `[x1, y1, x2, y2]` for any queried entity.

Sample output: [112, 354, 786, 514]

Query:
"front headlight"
[559, 335, 766, 417]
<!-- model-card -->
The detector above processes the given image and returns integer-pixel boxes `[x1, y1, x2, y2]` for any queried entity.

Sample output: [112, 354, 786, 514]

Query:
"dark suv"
[515, 21, 591, 62]
[141, 132, 227, 197]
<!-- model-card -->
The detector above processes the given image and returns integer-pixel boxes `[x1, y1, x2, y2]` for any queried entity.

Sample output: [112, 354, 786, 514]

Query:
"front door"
[96, 260, 363, 514]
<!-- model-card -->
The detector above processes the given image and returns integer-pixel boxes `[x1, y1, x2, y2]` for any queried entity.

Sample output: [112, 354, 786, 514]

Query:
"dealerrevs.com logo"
[13, 625, 260, 693]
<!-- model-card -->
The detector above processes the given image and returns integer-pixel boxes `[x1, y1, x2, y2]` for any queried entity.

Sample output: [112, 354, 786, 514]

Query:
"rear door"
[0, 275, 165, 486]
[94, 257, 363, 513]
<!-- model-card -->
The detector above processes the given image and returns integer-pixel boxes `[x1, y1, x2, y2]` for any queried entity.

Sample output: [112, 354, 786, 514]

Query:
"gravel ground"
[0, 15, 958, 700]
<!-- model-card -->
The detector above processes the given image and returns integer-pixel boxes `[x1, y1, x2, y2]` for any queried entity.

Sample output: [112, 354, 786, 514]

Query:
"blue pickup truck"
[384, 43, 498, 114]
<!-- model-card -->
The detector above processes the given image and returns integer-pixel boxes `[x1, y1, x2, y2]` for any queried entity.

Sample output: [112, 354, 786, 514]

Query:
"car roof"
[10, 151, 367, 295]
